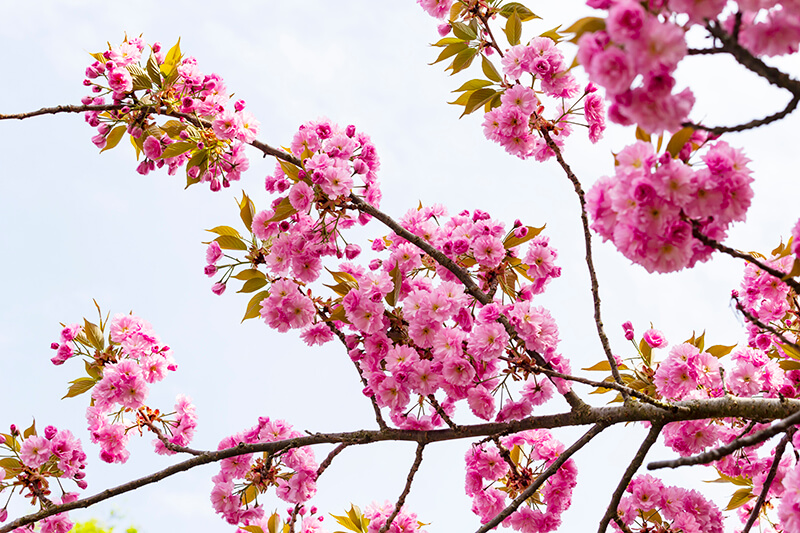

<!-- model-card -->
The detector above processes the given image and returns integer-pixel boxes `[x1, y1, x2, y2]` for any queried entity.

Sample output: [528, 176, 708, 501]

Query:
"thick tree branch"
[597, 423, 663, 533]
[540, 129, 625, 395]
[648, 408, 800, 470]
[475, 422, 609, 533]
[741, 431, 792, 533]
[379, 443, 426, 533]
[4, 396, 800, 532]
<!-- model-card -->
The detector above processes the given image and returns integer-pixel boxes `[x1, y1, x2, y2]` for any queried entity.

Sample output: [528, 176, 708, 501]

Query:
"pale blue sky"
[1, 1, 799, 532]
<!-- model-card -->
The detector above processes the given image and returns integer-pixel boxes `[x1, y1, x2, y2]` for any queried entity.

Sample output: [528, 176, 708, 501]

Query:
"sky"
[1, 1, 799, 532]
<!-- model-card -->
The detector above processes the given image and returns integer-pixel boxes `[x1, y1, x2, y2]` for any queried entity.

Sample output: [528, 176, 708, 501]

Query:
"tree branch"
[741, 431, 792, 533]
[379, 443, 426, 533]
[4, 396, 800, 532]
[540, 130, 626, 395]
[475, 422, 609, 533]
[692, 224, 800, 293]
[597, 423, 663, 533]
[316, 443, 350, 478]
[684, 22, 800, 134]
[647, 408, 800, 470]
[732, 294, 800, 351]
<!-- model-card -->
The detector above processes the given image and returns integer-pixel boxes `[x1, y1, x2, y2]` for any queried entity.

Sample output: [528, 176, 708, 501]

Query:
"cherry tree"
[1, 1, 800, 533]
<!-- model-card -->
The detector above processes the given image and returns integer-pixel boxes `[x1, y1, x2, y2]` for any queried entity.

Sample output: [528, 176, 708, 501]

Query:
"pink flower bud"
[211, 282, 226, 296]
[44, 426, 57, 440]
[204, 264, 218, 277]
[234, 99, 246, 112]
[344, 244, 361, 260]
[437, 23, 451, 37]
[50, 342, 59, 350]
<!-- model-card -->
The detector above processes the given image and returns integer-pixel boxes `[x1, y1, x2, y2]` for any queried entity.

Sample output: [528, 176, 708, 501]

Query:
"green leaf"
[725, 488, 755, 511]
[207, 226, 243, 239]
[449, 2, 464, 21]
[502, 225, 545, 249]
[505, 12, 522, 46]
[266, 197, 298, 223]
[278, 160, 301, 182]
[665, 126, 694, 158]
[267, 512, 281, 533]
[539, 25, 562, 42]
[384, 263, 403, 307]
[232, 269, 266, 281]
[779, 343, 800, 360]
[639, 338, 652, 367]
[482, 55, 502, 83]
[461, 88, 496, 117]
[635, 126, 651, 143]
[330, 513, 359, 533]
[214, 235, 248, 251]
[237, 278, 268, 294]
[83, 319, 105, 350]
[63, 377, 97, 399]
[127, 64, 152, 91]
[23, 419, 36, 439]
[449, 47, 478, 74]
[241, 525, 264, 533]
[430, 42, 468, 65]
[581, 361, 613, 372]
[242, 290, 269, 322]
[240, 484, 259, 506]
[100, 125, 126, 153]
[240, 192, 255, 232]
[706, 344, 737, 358]
[509, 444, 521, 465]
[782, 257, 800, 281]
[451, 21, 477, 41]
[0, 457, 21, 476]
[779, 359, 800, 371]
[452, 79, 494, 93]
[694, 331, 705, 352]
[160, 37, 182, 77]
[448, 91, 473, 106]
[432, 37, 464, 46]
[563, 16, 605, 44]
[146, 53, 162, 86]
[85, 359, 103, 380]
[160, 141, 195, 160]
[498, 2, 540, 21]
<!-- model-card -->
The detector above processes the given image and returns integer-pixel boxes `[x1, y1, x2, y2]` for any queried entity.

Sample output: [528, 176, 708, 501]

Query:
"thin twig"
[428, 395, 459, 429]
[540, 130, 626, 396]
[733, 295, 800, 351]
[597, 423, 663, 533]
[692, 225, 800, 293]
[316, 443, 350, 477]
[475, 422, 609, 533]
[648, 409, 800, 470]
[683, 22, 800, 134]
[741, 431, 792, 533]
[317, 305, 388, 430]
[379, 443, 426, 533]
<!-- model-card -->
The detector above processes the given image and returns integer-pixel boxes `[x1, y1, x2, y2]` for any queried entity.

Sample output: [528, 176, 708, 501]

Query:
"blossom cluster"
[207, 119, 381, 297]
[0, 424, 87, 527]
[581, 1, 800, 134]
[465, 430, 577, 532]
[210, 417, 318, 528]
[338, 206, 568, 429]
[83, 36, 258, 190]
[738, 252, 798, 349]
[363, 501, 428, 533]
[586, 138, 753, 273]
[579, 1, 692, 134]
[52, 314, 197, 463]
[483, 39, 605, 159]
[613, 474, 724, 533]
